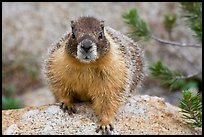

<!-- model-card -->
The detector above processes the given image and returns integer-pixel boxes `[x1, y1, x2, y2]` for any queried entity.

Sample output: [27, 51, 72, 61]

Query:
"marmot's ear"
[100, 20, 104, 30]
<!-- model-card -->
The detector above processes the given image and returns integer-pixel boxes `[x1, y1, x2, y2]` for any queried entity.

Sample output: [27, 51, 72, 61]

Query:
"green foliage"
[2, 84, 22, 110]
[2, 69, 22, 110]
[149, 60, 184, 90]
[2, 96, 22, 110]
[122, 8, 150, 41]
[179, 89, 202, 127]
[3, 84, 15, 95]
[163, 13, 177, 35]
[149, 61, 199, 91]
[180, 2, 202, 42]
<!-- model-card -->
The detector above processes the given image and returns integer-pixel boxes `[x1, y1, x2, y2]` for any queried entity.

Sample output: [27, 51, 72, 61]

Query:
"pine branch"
[149, 61, 185, 90]
[163, 13, 177, 39]
[179, 2, 202, 42]
[149, 61, 200, 91]
[122, 7, 201, 48]
[175, 70, 202, 79]
[122, 8, 151, 41]
[179, 89, 202, 128]
[151, 35, 202, 48]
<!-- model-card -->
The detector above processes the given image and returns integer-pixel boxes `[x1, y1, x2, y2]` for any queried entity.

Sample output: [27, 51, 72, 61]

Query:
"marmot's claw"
[60, 102, 76, 114]
[96, 124, 114, 135]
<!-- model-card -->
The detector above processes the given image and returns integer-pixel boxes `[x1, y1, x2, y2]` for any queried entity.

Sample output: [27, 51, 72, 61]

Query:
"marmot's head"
[66, 16, 110, 64]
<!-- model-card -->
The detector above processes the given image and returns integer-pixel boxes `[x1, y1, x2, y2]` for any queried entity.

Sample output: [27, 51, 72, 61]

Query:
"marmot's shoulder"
[105, 26, 145, 92]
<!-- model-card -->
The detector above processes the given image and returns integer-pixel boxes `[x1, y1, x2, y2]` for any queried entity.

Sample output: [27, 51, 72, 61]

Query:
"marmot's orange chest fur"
[43, 16, 144, 135]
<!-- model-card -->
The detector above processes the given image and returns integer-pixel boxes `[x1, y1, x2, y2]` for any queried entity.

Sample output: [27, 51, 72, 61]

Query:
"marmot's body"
[43, 16, 144, 135]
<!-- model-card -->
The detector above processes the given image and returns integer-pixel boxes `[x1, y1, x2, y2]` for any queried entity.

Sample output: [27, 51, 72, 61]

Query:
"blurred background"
[2, 2, 202, 110]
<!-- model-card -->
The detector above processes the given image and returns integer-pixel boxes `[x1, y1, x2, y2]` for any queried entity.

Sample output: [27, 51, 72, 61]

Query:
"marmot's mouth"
[76, 42, 99, 64]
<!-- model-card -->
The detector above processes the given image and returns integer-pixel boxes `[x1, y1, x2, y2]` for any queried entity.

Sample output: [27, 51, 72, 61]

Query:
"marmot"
[43, 16, 144, 135]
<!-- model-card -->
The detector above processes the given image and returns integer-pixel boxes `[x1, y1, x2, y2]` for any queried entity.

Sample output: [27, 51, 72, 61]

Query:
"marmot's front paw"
[95, 124, 114, 135]
[60, 102, 77, 114]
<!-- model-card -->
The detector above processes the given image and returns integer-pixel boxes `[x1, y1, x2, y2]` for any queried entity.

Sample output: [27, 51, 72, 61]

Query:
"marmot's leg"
[54, 91, 77, 114]
[96, 123, 114, 135]
[59, 100, 76, 114]
[93, 95, 121, 135]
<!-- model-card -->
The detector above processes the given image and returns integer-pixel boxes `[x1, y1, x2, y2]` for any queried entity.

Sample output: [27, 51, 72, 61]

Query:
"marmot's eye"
[99, 32, 103, 39]
[72, 32, 75, 39]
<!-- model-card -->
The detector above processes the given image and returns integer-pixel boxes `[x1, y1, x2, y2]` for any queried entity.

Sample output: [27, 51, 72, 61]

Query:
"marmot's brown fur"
[43, 16, 145, 135]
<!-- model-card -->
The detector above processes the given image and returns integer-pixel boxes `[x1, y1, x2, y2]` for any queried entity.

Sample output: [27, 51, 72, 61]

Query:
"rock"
[2, 95, 201, 135]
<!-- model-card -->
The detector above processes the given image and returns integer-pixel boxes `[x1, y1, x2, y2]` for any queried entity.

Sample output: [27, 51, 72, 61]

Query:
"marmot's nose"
[81, 40, 92, 52]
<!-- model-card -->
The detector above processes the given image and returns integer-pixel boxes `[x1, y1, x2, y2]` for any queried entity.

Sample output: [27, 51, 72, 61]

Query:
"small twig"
[175, 70, 202, 79]
[180, 14, 199, 19]
[151, 35, 202, 48]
